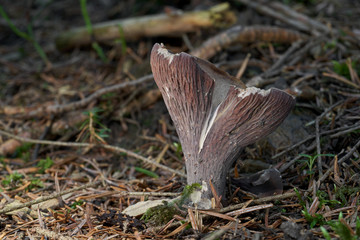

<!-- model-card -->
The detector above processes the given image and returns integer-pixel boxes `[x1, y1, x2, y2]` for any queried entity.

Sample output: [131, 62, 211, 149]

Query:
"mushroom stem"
[150, 43, 295, 205]
[185, 149, 236, 199]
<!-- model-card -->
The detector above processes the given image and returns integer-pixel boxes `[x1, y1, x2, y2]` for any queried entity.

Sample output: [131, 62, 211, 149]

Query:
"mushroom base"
[185, 155, 234, 203]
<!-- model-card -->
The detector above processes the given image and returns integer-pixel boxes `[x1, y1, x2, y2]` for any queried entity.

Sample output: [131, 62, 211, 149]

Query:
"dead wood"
[191, 25, 305, 59]
[55, 3, 236, 51]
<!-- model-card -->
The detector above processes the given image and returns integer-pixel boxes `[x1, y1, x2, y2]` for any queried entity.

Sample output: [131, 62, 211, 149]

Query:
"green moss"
[335, 185, 360, 206]
[27, 178, 44, 190]
[332, 60, 360, 79]
[37, 156, 54, 173]
[141, 200, 178, 226]
[316, 190, 341, 208]
[1, 172, 24, 189]
[178, 183, 201, 206]
[141, 183, 202, 226]
[14, 142, 33, 161]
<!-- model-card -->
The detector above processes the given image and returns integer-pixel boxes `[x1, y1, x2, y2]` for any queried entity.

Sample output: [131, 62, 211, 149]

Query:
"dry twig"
[314, 100, 345, 177]
[0, 129, 186, 178]
[0, 74, 154, 119]
[236, 0, 334, 35]
[220, 192, 297, 213]
[316, 138, 360, 188]
[0, 181, 100, 214]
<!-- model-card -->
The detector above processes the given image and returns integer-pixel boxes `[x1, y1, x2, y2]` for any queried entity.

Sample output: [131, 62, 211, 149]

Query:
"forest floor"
[0, 0, 360, 239]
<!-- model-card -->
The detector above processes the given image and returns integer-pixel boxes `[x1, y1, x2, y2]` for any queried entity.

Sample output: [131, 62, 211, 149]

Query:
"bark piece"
[150, 43, 295, 203]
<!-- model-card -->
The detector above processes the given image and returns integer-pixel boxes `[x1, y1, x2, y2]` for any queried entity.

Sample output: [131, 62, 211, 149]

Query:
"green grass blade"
[27, 24, 49, 64]
[80, 0, 92, 34]
[320, 227, 331, 240]
[91, 42, 108, 63]
[80, 0, 108, 63]
[134, 167, 159, 178]
[0, 5, 30, 40]
[117, 24, 127, 55]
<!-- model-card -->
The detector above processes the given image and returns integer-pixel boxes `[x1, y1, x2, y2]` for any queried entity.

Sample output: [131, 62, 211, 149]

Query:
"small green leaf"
[70, 200, 84, 209]
[173, 142, 183, 160]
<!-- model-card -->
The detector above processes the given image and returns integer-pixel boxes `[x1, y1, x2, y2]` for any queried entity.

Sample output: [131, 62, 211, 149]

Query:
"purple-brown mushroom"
[150, 43, 295, 204]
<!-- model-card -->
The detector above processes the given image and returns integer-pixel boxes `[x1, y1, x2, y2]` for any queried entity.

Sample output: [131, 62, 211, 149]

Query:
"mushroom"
[150, 43, 295, 205]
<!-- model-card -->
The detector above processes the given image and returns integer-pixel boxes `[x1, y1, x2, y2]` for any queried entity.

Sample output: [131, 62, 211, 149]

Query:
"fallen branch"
[191, 25, 305, 59]
[0, 74, 153, 119]
[76, 190, 180, 200]
[0, 181, 100, 215]
[56, 3, 236, 51]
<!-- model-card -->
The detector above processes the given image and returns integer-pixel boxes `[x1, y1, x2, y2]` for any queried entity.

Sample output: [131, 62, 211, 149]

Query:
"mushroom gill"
[150, 43, 295, 205]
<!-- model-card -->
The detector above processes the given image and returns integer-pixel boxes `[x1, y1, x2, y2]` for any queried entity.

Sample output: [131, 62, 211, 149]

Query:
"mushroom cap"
[151, 43, 295, 162]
